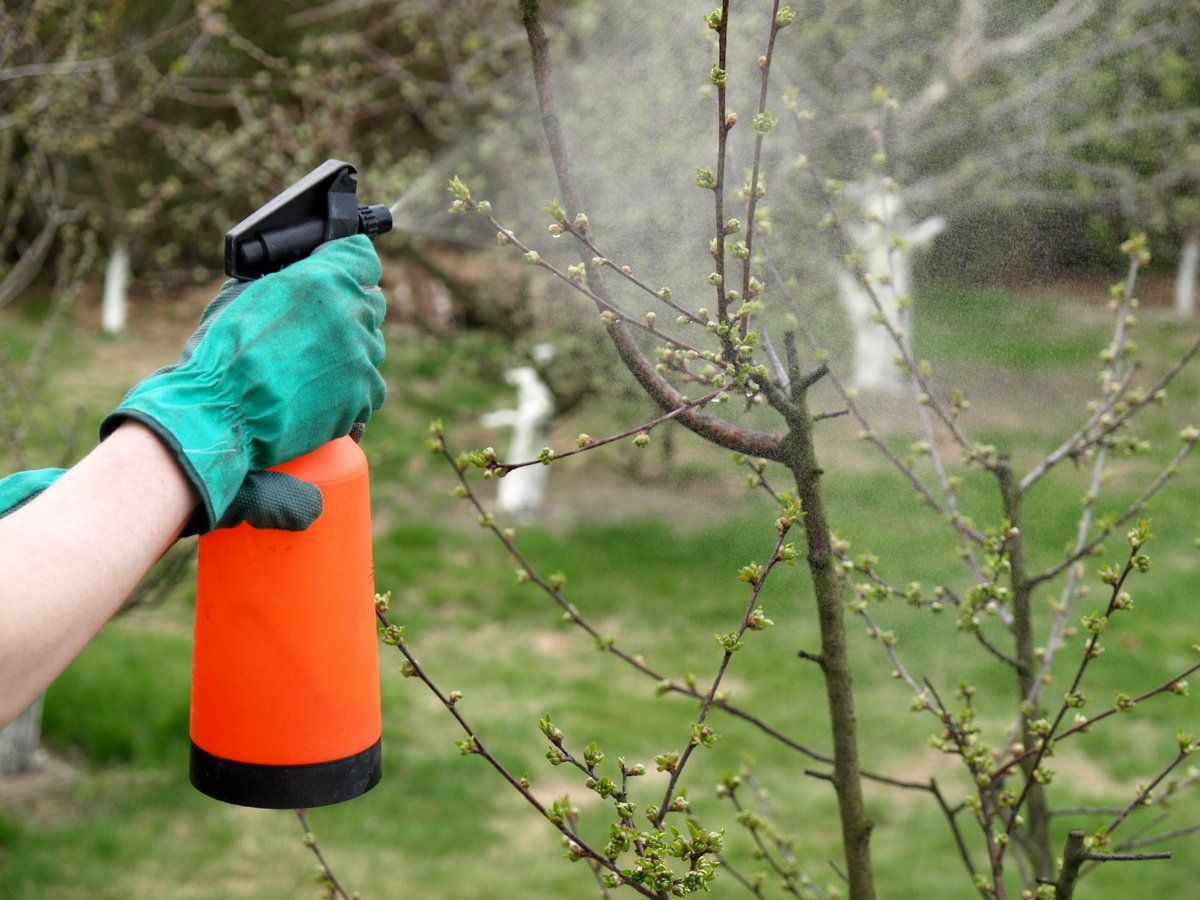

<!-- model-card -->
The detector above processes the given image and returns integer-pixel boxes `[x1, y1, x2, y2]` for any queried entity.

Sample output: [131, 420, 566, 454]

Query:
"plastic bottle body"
[190, 436, 381, 808]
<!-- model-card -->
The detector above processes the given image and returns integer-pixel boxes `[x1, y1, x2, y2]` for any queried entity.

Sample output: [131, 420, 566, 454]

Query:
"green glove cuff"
[101, 379, 248, 535]
[0, 468, 66, 518]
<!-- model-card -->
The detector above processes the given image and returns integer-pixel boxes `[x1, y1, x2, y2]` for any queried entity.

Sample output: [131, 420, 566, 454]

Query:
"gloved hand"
[93, 234, 386, 534]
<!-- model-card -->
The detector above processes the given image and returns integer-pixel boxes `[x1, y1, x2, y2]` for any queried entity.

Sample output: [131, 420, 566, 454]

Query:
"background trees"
[769, 0, 1200, 387]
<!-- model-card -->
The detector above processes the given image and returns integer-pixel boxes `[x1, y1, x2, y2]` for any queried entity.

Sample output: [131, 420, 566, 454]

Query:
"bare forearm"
[0, 422, 195, 725]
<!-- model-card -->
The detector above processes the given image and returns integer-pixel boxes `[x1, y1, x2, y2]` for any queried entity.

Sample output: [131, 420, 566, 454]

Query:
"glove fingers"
[216, 471, 323, 532]
[368, 366, 387, 413]
[366, 325, 386, 370]
[0, 468, 66, 518]
[360, 284, 387, 333]
[312, 234, 383, 287]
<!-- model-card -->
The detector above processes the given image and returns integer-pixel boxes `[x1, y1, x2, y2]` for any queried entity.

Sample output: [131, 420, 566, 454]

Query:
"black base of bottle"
[190, 738, 382, 809]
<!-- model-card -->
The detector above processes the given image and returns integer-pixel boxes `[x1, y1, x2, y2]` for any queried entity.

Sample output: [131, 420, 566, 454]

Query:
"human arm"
[0, 421, 195, 725]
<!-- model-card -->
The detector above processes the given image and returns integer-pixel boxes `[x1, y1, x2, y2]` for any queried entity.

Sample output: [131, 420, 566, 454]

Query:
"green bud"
[654, 751, 679, 772]
[715, 630, 744, 652]
[752, 111, 777, 134]
[539, 713, 565, 745]
[746, 607, 774, 630]
[454, 737, 479, 756]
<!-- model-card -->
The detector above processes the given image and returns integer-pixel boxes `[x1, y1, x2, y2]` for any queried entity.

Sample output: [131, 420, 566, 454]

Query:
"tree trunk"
[997, 459, 1055, 881]
[839, 268, 906, 395]
[784, 396, 877, 900]
[480, 366, 555, 519]
[1175, 231, 1199, 318]
[836, 192, 944, 395]
[101, 239, 130, 335]
[0, 696, 44, 776]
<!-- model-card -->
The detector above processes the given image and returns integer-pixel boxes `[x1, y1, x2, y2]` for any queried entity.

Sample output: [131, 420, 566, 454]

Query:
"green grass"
[2, 283, 1200, 898]
[916, 282, 1112, 372]
[42, 629, 192, 767]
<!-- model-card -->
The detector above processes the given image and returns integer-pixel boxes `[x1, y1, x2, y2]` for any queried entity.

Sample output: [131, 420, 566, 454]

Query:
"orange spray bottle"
[189, 161, 391, 808]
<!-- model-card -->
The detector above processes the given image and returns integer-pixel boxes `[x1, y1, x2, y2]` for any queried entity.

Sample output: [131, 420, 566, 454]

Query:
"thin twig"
[491, 386, 731, 473]
[1028, 440, 1197, 588]
[294, 809, 353, 900]
[375, 605, 658, 898]
[653, 526, 793, 828]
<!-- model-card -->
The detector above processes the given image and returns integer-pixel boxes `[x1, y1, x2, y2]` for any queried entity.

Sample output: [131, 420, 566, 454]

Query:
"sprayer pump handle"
[224, 159, 392, 280]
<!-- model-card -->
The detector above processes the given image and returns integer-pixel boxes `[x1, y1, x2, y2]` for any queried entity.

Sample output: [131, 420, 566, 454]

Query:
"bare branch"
[294, 809, 353, 900]
[517, 0, 784, 461]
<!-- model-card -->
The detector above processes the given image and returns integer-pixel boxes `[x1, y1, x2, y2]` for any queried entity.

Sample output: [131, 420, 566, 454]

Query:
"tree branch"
[517, 0, 782, 460]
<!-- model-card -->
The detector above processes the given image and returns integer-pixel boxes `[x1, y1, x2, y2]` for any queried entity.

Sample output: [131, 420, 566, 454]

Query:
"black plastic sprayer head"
[224, 159, 392, 280]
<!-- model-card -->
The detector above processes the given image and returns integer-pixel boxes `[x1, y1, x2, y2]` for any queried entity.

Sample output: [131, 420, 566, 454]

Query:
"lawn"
[1, 277, 1199, 899]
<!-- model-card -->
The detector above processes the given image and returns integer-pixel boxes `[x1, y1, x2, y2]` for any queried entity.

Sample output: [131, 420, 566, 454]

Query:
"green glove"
[0, 468, 65, 517]
[99, 235, 386, 533]
[0, 467, 321, 531]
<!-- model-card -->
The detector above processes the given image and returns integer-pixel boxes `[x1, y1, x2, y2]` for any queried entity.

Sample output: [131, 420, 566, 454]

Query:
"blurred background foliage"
[2, 0, 1197, 299]
[1, 0, 520, 281]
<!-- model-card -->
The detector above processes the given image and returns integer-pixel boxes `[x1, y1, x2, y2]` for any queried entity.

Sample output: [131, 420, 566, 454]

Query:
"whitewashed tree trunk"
[1175, 233, 1199, 318]
[838, 269, 901, 393]
[481, 366, 555, 519]
[836, 186, 945, 393]
[0, 696, 43, 775]
[101, 239, 130, 335]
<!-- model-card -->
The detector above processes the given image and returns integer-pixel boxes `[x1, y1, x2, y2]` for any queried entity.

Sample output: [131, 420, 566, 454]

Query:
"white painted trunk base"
[836, 204, 945, 394]
[481, 365, 555, 519]
[1176, 237, 1199, 318]
[101, 240, 130, 335]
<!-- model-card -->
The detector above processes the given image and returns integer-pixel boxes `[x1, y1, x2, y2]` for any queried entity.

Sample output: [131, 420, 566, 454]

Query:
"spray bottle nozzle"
[356, 203, 392, 240]
[225, 160, 392, 280]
